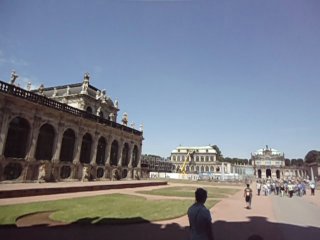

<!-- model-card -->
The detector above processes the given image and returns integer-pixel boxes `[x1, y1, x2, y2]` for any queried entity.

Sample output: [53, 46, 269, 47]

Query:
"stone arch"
[4, 117, 30, 158]
[86, 106, 92, 114]
[96, 136, 107, 165]
[60, 165, 71, 179]
[266, 169, 271, 178]
[80, 133, 93, 164]
[276, 169, 281, 179]
[132, 145, 139, 167]
[122, 168, 128, 178]
[35, 123, 55, 160]
[96, 167, 104, 178]
[210, 166, 214, 172]
[3, 162, 23, 180]
[122, 143, 130, 167]
[60, 128, 76, 162]
[258, 169, 262, 178]
[110, 140, 119, 166]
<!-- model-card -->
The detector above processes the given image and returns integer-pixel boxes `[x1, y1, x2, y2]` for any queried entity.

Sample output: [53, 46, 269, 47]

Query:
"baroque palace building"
[251, 145, 307, 179]
[170, 145, 231, 174]
[0, 73, 144, 182]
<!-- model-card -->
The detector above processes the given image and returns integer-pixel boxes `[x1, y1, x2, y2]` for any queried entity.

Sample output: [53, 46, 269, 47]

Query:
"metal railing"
[0, 80, 143, 136]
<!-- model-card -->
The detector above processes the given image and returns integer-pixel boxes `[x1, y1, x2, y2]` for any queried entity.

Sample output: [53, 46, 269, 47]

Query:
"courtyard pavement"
[0, 180, 319, 240]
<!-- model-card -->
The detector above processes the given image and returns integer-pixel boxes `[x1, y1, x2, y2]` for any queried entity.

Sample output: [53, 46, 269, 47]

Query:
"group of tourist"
[187, 179, 316, 240]
[255, 178, 316, 198]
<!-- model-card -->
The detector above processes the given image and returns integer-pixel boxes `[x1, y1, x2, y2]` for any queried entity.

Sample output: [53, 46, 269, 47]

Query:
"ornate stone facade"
[0, 75, 143, 182]
[251, 145, 307, 179]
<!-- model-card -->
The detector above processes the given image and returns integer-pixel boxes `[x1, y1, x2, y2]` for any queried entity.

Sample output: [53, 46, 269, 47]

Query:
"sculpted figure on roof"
[10, 70, 18, 85]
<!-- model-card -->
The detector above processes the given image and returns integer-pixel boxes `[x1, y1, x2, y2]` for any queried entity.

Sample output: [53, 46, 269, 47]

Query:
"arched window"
[205, 166, 209, 172]
[4, 162, 23, 180]
[110, 140, 119, 166]
[80, 133, 92, 164]
[196, 156, 199, 162]
[122, 143, 130, 167]
[132, 145, 139, 167]
[96, 137, 106, 165]
[86, 107, 92, 114]
[35, 124, 55, 160]
[60, 129, 75, 162]
[4, 117, 30, 158]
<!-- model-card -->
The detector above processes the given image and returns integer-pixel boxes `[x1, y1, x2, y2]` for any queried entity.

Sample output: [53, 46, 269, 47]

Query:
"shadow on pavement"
[0, 216, 320, 240]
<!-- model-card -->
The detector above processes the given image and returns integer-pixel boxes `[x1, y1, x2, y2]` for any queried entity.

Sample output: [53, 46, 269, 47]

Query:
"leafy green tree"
[296, 158, 304, 166]
[285, 158, 291, 166]
[305, 150, 320, 163]
[212, 145, 223, 161]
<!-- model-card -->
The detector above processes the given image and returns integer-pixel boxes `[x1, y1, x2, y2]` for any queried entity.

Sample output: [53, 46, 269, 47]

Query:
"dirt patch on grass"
[16, 211, 65, 227]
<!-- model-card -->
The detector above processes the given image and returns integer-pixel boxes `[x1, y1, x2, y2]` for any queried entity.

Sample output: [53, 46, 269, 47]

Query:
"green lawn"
[0, 184, 239, 226]
[137, 186, 239, 198]
[0, 193, 217, 226]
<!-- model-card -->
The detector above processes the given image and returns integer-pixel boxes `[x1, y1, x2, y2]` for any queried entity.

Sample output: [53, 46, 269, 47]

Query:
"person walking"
[256, 181, 261, 196]
[310, 181, 316, 196]
[244, 184, 253, 209]
[188, 188, 214, 240]
[288, 181, 294, 198]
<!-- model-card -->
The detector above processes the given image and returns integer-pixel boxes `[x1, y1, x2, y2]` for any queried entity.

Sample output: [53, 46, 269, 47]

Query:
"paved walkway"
[0, 181, 319, 240]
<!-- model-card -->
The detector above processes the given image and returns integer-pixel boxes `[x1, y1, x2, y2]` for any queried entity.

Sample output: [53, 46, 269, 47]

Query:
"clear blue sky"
[1, 0, 319, 159]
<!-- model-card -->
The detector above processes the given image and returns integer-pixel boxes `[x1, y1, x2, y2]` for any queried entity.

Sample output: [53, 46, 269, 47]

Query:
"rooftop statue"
[122, 112, 128, 126]
[10, 70, 18, 85]
[114, 99, 119, 108]
[96, 90, 101, 100]
[38, 84, 45, 96]
[81, 72, 90, 94]
[84, 72, 90, 81]
[65, 86, 70, 96]
[101, 90, 107, 103]
[52, 87, 57, 97]
[109, 112, 115, 121]
[26, 81, 31, 91]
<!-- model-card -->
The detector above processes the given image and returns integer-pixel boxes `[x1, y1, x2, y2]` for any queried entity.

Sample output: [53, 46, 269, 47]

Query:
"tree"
[285, 158, 291, 166]
[212, 145, 223, 161]
[296, 158, 304, 167]
[305, 150, 320, 164]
